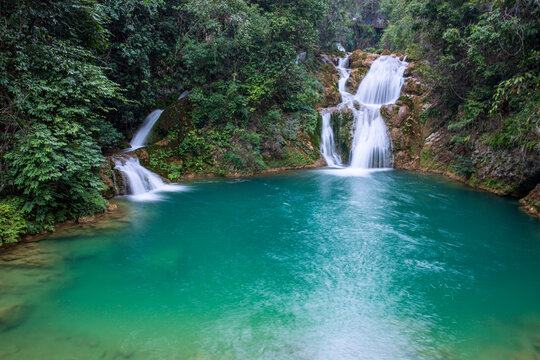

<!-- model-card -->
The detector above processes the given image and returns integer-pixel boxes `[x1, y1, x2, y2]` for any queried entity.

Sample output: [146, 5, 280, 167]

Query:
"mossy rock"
[519, 184, 540, 217]
[348, 50, 379, 69]
[346, 68, 368, 93]
[310, 113, 322, 151]
[318, 64, 340, 108]
[330, 109, 355, 163]
[148, 97, 193, 144]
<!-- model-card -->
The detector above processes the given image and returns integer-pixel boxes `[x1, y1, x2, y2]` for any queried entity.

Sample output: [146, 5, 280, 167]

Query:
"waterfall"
[129, 109, 163, 150]
[178, 90, 190, 101]
[113, 109, 186, 200]
[318, 54, 353, 167]
[350, 56, 407, 168]
[319, 53, 407, 170]
[113, 157, 182, 201]
[320, 112, 342, 167]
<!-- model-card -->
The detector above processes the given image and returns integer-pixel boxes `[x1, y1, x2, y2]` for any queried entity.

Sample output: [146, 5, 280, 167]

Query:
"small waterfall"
[113, 157, 181, 201]
[355, 56, 406, 106]
[129, 109, 163, 150]
[320, 112, 342, 167]
[178, 90, 190, 101]
[115, 109, 185, 200]
[318, 54, 353, 167]
[319, 52, 407, 170]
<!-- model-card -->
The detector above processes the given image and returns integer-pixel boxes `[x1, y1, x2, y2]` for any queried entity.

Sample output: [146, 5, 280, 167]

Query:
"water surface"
[1, 170, 539, 359]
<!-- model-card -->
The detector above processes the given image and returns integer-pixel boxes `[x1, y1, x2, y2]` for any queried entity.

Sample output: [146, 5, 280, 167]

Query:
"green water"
[1, 170, 539, 360]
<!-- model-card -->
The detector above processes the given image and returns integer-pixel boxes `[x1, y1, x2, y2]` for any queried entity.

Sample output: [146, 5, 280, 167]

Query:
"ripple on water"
[0, 170, 539, 359]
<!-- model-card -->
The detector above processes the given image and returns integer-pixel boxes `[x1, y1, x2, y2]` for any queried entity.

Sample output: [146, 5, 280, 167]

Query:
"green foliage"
[380, 0, 540, 153]
[1, 0, 352, 244]
[3, 120, 107, 228]
[0, 198, 27, 246]
[0, 0, 123, 240]
[485, 90, 540, 152]
[451, 155, 475, 179]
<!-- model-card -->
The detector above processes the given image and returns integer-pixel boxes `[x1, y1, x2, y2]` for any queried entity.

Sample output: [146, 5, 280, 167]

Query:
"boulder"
[348, 50, 379, 69]
[0, 300, 32, 331]
[402, 78, 426, 96]
[404, 62, 419, 76]
[318, 64, 341, 108]
[345, 68, 368, 93]
[77, 215, 96, 224]
[519, 184, 540, 218]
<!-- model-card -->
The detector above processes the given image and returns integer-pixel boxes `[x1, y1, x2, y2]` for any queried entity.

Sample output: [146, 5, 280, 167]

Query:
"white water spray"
[320, 112, 342, 167]
[129, 109, 163, 150]
[113, 157, 182, 201]
[319, 53, 407, 169]
[115, 108, 184, 200]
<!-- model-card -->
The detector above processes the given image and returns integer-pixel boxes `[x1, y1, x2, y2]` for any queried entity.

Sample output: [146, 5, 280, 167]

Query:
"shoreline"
[1, 160, 326, 254]
[2, 159, 538, 254]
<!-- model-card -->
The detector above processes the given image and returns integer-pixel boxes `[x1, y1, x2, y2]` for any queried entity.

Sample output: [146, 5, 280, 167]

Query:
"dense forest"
[1, 0, 539, 245]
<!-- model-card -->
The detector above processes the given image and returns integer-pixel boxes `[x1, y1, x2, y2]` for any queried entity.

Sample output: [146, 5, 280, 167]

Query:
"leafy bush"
[3, 120, 107, 228]
[0, 198, 27, 246]
[451, 155, 476, 179]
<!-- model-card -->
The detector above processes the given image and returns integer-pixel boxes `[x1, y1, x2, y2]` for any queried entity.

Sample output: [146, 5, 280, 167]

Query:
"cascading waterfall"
[113, 157, 179, 201]
[320, 112, 342, 167]
[114, 109, 183, 200]
[319, 52, 408, 169]
[129, 109, 163, 150]
[318, 53, 353, 167]
[350, 56, 407, 168]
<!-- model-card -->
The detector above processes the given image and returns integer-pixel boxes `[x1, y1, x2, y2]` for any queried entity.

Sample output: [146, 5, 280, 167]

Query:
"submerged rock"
[77, 215, 96, 224]
[0, 243, 60, 269]
[0, 300, 32, 331]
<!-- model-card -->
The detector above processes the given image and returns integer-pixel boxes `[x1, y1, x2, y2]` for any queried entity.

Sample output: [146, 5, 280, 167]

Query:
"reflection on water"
[0, 170, 539, 360]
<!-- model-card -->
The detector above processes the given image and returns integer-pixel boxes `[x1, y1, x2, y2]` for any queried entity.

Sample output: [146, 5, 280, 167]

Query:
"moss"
[469, 175, 519, 194]
[264, 147, 312, 168]
[148, 97, 193, 144]
[309, 113, 322, 151]
[330, 110, 355, 163]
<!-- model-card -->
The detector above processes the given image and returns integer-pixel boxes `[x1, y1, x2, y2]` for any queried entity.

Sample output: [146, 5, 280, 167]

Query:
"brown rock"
[404, 62, 419, 77]
[519, 184, 540, 218]
[0, 300, 32, 331]
[107, 203, 118, 212]
[77, 215, 96, 224]
[402, 78, 426, 96]
[321, 87, 341, 108]
[346, 68, 367, 93]
[318, 64, 341, 108]
[348, 50, 379, 69]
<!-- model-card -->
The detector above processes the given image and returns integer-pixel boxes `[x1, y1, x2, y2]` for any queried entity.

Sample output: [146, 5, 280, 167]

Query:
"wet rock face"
[348, 50, 380, 69]
[149, 96, 193, 144]
[380, 73, 430, 169]
[329, 109, 355, 163]
[520, 184, 540, 217]
[319, 63, 341, 108]
[345, 68, 368, 93]
[100, 159, 125, 197]
[471, 143, 540, 196]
